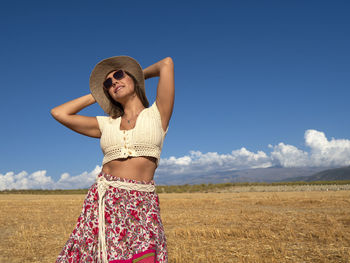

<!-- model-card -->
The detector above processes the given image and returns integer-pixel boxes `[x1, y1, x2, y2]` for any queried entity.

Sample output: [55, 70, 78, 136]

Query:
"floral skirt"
[55, 171, 168, 263]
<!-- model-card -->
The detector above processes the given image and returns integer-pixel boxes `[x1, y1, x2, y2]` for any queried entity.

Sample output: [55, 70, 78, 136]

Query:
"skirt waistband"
[97, 171, 156, 187]
[97, 173, 156, 192]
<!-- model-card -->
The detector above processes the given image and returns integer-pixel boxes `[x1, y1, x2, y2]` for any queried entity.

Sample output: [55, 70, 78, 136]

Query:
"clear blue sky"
[1, 0, 350, 189]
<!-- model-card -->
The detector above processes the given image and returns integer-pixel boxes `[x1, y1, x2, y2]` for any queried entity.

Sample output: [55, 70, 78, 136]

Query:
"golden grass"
[0, 190, 349, 262]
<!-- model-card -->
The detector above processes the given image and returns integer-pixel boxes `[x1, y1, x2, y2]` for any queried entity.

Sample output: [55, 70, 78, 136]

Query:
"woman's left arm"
[143, 57, 174, 133]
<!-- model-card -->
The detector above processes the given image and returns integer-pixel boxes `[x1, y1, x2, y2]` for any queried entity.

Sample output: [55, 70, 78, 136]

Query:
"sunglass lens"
[113, 70, 124, 80]
[103, 78, 112, 89]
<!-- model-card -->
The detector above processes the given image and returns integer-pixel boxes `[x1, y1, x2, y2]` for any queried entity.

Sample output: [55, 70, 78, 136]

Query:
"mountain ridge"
[155, 166, 332, 185]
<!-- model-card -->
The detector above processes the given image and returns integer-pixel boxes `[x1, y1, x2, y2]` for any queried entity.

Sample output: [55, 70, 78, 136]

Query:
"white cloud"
[0, 170, 56, 190]
[0, 166, 101, 191]
[157, 129, 350, 176]
[157, 147, 273, 176]
[305, 130, 350, 167]
[269, 130, 350, 167]
[55, 165, 101, 190]
[1, 129, 349, 190]
[269, 143, 309, 167]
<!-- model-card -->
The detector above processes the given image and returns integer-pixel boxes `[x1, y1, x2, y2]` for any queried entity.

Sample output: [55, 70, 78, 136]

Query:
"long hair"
[103, 70, 149, 119]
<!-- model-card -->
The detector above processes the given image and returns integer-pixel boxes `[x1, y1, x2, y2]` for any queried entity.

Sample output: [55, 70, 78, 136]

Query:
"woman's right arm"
[50, 93, 101, 138]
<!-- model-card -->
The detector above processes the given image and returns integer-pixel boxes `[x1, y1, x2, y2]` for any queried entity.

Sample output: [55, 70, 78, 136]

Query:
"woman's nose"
[111, 80, 120, 87]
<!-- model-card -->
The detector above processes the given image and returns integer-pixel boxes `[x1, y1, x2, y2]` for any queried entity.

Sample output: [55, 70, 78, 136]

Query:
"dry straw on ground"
[0, 188, 349, 262]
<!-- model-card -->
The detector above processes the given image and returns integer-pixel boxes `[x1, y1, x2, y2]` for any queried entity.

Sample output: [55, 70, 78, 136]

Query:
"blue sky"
[1, 0, 350, 189]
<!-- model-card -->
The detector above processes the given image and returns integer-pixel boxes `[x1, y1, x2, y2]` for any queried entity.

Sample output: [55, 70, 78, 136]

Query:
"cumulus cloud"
[269, 143, 309, 167]
[1, 129, 350, 190]
[305, 130, 350, 167]
[157, 148, 272, 176]
[157, 129, 350, 177]
[0, 166, 102, 191]
[55, 165, 102, 190]
[0, 170, 56, 190]
[269, 130, 350, 167]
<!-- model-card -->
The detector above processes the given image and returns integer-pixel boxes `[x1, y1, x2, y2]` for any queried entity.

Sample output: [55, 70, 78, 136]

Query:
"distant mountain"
[282, 166, 350, 182]
[155, 166, 328, 185]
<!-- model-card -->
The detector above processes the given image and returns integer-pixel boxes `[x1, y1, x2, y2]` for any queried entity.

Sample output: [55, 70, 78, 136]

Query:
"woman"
[51, 56, 174, 263]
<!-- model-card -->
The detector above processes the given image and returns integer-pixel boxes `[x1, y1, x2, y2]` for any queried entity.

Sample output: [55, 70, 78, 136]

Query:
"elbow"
[50, 108, 62, 120]
[50, 108, 58, 117]
[164, 57, 174, 66]
[161, 57, 174, 71]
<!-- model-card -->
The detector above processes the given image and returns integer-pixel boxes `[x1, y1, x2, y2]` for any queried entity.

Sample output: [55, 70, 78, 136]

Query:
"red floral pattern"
[55, 171, 168, 262]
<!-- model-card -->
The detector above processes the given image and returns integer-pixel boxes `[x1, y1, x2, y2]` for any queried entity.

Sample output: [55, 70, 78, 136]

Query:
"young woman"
[51, 56, 174, 263]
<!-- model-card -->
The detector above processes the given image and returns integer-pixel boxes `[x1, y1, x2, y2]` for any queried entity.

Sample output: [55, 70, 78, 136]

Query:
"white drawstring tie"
[96, 173, 156, 263]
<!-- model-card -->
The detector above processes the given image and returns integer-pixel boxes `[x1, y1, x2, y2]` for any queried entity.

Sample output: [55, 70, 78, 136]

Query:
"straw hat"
[89, 55, 148, 117]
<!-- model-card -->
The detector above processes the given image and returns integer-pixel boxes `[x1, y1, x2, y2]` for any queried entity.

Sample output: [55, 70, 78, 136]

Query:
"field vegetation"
[0, 185, 349, 262]
[1, 180, 350, 194]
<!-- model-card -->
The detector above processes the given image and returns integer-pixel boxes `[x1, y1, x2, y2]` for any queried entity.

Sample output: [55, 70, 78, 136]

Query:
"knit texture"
[96, 101, 168, 167]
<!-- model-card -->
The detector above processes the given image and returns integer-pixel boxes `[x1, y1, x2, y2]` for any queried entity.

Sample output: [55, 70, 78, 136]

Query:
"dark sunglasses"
[103, 69, 126, 89]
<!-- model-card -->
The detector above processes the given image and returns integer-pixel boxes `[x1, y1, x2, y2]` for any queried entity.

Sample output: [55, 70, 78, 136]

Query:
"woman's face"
[105, 70, 135, 103]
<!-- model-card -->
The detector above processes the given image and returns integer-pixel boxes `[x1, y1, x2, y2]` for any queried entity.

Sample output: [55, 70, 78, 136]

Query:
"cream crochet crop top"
[96, 101, 169, 167]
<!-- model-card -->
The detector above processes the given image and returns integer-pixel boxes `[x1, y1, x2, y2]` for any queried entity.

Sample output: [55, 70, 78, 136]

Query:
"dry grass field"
[0, 189, 349, 263]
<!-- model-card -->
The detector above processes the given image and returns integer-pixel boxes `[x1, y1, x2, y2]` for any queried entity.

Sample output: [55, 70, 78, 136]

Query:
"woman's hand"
[143, 57, 173, 80]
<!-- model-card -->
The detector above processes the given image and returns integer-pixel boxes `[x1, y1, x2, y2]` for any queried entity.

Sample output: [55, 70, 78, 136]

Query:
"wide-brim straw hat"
[89, 55, 146, 116]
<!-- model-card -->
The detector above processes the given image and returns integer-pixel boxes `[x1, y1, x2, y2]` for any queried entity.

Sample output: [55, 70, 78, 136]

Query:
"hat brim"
[89, 55, 145, 116]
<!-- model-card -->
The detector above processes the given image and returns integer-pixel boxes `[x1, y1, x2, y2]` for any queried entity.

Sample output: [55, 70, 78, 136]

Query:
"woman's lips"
[114, 86, 124, 93]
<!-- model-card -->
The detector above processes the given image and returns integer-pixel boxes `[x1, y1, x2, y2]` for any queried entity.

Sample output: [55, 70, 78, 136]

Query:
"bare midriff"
[101, 156, 157, 183]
